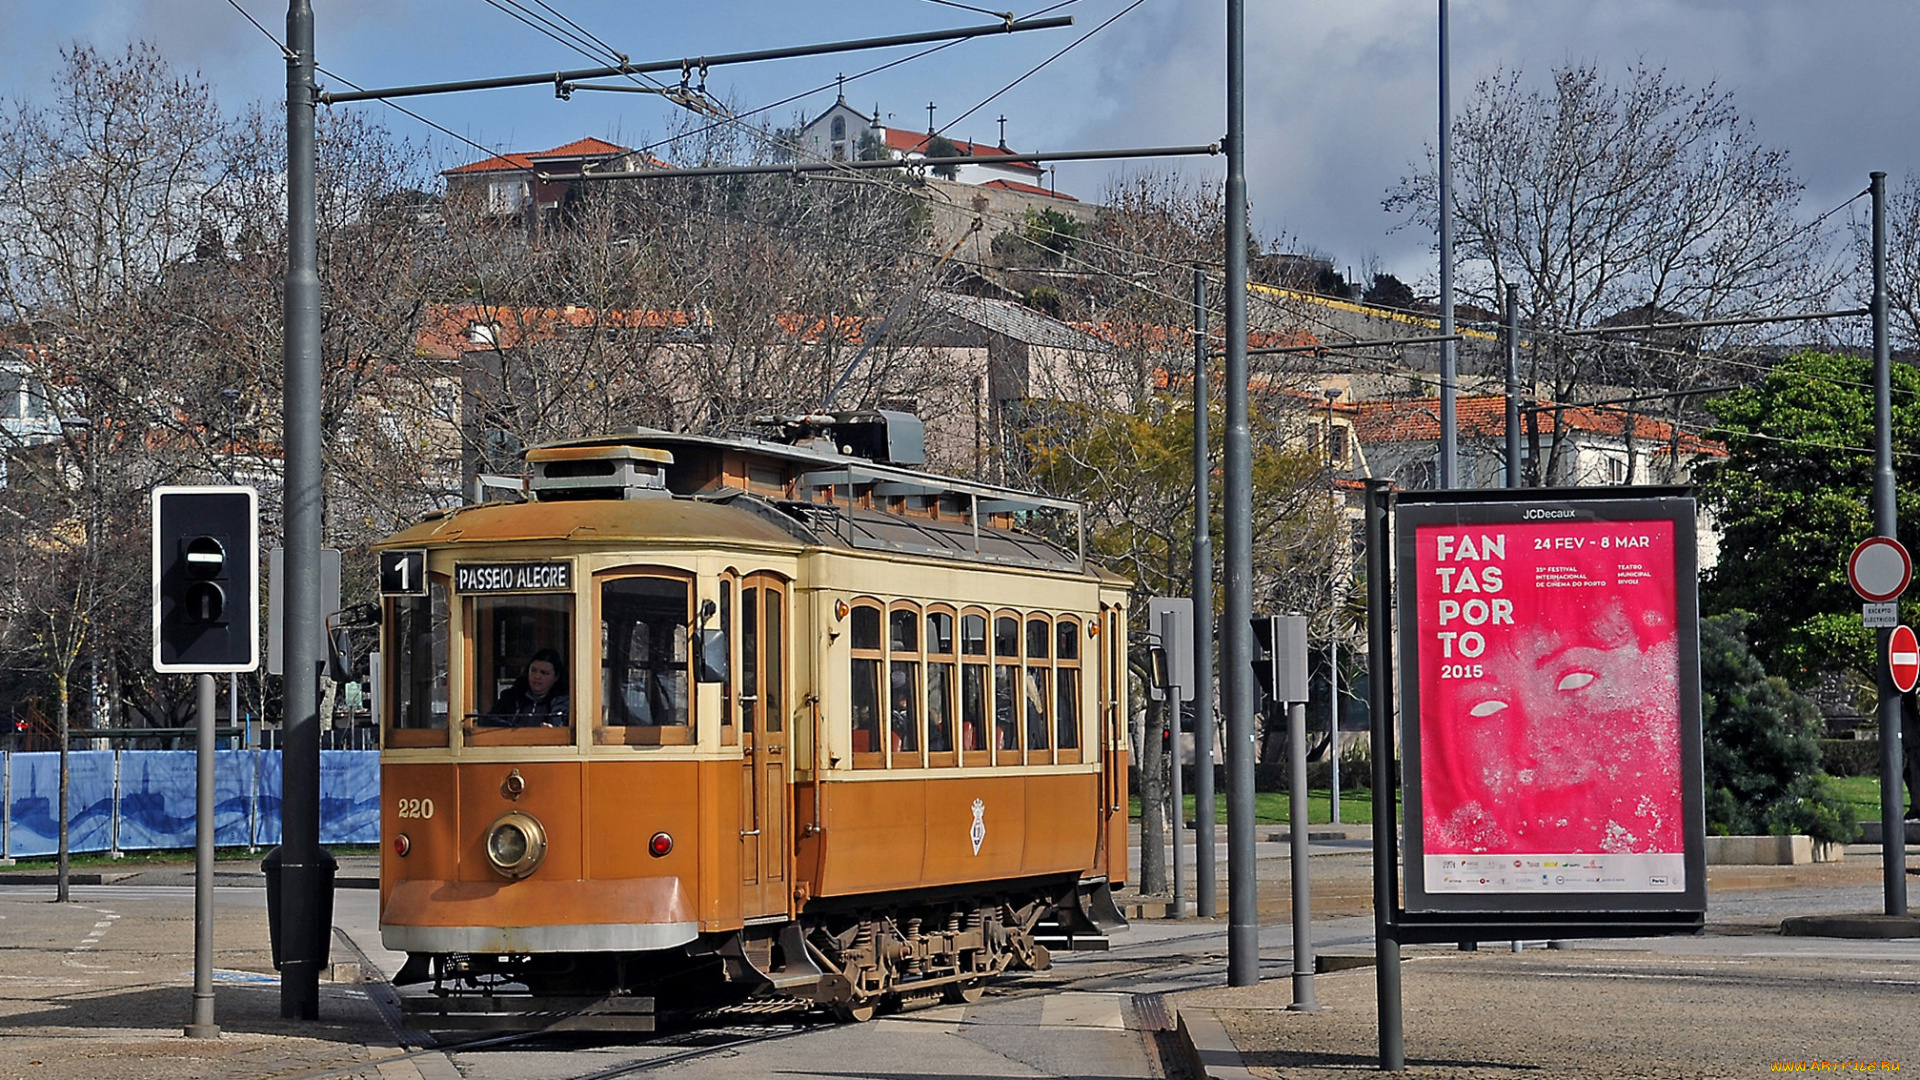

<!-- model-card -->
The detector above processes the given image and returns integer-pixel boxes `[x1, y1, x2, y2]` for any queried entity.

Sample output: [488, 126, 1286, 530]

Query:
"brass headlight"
[484, 810, 547, 879]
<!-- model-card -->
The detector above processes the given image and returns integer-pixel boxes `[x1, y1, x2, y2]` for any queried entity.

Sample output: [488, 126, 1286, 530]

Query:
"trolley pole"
[1192, 267, 1218, 919]
[1870, 172, 1909, 917]
[1223, 0, 1260, 987]
[281, 0, 329, 1020]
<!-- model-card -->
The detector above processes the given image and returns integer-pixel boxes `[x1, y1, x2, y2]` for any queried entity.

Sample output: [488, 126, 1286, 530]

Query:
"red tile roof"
[1350, 395, 1724, 457]
[881, 129, 1044, 175]
[980, 178, 1077, 201]
[442, 137, 632, 176]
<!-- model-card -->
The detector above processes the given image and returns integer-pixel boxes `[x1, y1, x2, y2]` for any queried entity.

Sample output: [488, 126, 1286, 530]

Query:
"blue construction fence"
[2, 750, 379, 858]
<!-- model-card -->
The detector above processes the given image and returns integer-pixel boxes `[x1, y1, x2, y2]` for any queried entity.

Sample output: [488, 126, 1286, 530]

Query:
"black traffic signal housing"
[1250, 615, 1279, 704]
[1250, 614, 1309, 706]
[152, 486, 259, 672]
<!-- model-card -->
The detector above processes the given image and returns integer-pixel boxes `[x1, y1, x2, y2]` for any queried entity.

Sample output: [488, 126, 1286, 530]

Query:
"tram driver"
[482, 648, 570, 727]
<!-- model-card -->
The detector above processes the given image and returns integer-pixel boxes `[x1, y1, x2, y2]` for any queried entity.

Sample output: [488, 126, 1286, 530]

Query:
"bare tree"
[1387, 63, 1833, 482]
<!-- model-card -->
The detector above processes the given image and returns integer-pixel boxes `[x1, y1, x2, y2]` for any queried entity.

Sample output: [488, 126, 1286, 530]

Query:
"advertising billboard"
[1396, 490, 1706, 916]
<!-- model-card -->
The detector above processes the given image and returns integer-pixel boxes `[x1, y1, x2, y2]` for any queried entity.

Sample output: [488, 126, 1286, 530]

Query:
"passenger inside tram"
[482, 649, 570, 726]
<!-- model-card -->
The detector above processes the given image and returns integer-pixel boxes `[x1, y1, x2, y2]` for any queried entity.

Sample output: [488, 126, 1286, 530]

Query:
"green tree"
[923, 135, 963, 180]
[1696, 351, 1920, 679]
[1700, 612, 1859, 843]
[1696, 349, 1920, 820]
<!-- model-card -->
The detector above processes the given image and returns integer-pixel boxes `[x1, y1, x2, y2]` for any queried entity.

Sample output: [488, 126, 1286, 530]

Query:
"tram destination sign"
[1394, 489, 1706, 919]
[455, 561, 572, 594]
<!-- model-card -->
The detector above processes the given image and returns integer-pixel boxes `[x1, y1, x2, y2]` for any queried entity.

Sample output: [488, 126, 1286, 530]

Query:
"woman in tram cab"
[484, 648, 570, 727]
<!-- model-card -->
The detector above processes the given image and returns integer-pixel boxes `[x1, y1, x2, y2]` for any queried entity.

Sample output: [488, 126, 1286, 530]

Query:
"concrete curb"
[1780, 913, 1920, 938]
[1175, 1006, 1260, 1080]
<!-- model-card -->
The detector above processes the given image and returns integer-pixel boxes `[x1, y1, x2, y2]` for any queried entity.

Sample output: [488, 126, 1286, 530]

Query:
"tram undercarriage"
[395, 875, 1127, 1032]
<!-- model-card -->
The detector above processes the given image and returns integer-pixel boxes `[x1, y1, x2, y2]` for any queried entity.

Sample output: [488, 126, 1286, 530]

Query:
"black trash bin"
[262, 845, 339, 971]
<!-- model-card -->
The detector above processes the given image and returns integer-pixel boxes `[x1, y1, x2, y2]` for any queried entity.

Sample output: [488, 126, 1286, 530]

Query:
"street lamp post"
[1320, 388, 1343, 825]
[223, 389, 241, 748]
[55, 416, 100, 899]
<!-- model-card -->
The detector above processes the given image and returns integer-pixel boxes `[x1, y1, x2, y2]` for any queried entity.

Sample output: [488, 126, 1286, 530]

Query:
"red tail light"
[649, 832, 673, 857]
[393, 834, 411, 857]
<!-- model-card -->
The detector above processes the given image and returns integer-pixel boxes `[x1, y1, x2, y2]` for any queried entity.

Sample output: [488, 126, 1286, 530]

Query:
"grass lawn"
[1131, 790, 1379, 826]
[1827, 773, 1901, 821]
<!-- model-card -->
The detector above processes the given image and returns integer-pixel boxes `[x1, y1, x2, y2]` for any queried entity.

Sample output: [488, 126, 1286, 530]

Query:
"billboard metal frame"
[1389, 486, 1707, 937]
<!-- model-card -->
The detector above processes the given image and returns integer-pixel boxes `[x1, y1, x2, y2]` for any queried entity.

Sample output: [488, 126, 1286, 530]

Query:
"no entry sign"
[1849, 536, 1912, 603]
[1892, 625, 1919, 694]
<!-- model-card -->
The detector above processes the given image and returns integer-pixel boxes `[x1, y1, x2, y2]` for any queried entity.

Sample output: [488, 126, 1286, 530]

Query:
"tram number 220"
[396, 798, 436, 819]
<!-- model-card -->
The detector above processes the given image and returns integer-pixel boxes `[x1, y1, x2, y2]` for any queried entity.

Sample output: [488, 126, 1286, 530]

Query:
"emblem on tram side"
[970, 798, 986, 856]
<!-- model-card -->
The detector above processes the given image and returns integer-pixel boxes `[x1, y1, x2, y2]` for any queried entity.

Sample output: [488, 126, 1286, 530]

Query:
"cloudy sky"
[4, 1, 1915, 287]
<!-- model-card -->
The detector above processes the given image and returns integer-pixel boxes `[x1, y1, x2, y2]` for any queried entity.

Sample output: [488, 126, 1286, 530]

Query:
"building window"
[487, 179, 529, 215]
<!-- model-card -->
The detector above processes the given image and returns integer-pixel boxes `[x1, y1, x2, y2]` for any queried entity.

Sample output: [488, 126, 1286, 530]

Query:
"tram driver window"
[470, 593, 573, 731]
[600, 576, 692, 734]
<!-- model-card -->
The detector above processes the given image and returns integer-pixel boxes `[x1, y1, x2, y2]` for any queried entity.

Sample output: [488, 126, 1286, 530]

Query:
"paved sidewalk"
[0, 856, 422, 1080]
[1168, 850, 1920, 1079]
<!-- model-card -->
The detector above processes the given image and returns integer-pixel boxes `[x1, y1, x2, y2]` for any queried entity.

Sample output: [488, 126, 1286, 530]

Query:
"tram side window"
[1055, 618, 1082, 751]
[472, 593, 574, 728]
[926, 611, 955, 756]
[601, 576, 691, 730]
[849, 603, 883, 761]
[888, 607, 921, 760]
[1024, 617, 1052, 754]
[993, 615, 1021, 759]
[390, 581, 450, 731]
[960, 612, 989, 755]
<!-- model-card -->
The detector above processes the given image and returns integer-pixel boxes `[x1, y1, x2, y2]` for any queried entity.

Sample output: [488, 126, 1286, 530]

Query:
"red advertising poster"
[1414, 515, 1686, 895]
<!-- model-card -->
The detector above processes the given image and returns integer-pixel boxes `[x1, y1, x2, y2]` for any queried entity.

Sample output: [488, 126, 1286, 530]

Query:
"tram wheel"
[834, 999, 879, 1023]
[944, 980, 986, 1005]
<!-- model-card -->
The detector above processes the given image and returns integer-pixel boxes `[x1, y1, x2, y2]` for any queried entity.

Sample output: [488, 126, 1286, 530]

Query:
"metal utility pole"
[1365, 479, 1404, 1070]
[1323, 389, 1343, 824]
[186, 672, 219, 1038]
[1192, 268, 1217, 918]
[1164, 609, 1185, 917]
[1870, 172, 1909, 917]
[1287, 697, 1318, 1011]
[1223, 0, 1259, 987]
[1437, 0, 1458, 488]
[281, 0, 328, 1020]
[1504, 285, 1521, 488]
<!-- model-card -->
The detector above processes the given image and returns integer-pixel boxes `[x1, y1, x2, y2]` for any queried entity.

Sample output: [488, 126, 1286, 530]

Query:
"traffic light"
[1250, 614, 1309, 705]
[152, 486, 259, 673]
[1250, 615, 1278, 703]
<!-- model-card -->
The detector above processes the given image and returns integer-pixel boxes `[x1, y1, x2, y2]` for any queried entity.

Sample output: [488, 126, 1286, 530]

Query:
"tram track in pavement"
[299, 921, 1240, 1080]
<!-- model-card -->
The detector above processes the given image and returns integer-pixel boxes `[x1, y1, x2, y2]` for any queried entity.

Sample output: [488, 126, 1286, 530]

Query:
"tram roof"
[377, 493, 807, 551]
[378, 421, 1105, 574]
[545, 424, 1083, 516]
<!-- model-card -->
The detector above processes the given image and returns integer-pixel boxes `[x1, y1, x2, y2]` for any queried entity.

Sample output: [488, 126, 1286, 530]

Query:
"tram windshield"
[600, 573, 692, 741]
[389, 580, 450, 737]
[470, 593, 575, 733]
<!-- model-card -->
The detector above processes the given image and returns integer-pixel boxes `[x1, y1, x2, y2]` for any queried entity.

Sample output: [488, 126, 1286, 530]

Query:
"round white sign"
[1849, 537, 1912, 603]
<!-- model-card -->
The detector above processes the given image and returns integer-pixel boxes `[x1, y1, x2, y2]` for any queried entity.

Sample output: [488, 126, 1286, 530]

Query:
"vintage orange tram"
[373, 413, 1130, 1029]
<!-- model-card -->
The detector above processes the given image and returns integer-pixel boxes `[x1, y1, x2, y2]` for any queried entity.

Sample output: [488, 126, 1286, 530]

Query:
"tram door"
[739, 574, 789, 918]
[1096, 604, 1124, 877]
